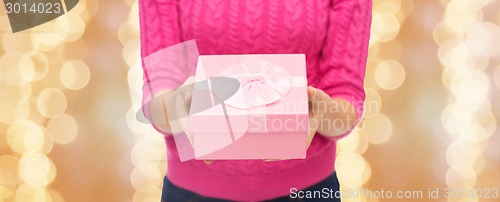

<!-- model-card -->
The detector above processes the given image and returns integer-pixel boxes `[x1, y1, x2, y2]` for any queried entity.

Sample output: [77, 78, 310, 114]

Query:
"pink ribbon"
[217, 60, 293, 109]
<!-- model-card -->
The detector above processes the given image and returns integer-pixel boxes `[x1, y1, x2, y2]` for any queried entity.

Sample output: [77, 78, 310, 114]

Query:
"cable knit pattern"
[139, 0, 372, 201]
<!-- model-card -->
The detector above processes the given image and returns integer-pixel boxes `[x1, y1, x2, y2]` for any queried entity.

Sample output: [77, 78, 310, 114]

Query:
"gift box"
[189, 54, 309, 160]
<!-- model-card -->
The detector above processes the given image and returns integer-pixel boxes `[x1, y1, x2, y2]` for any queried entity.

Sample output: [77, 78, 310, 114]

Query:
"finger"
[308, 86, 331, 101]
[308, 87, 320, 114]
[182, 76, 195, 86]
[307, 86, 317, 101]
[184, 91, 192, 106]
[179, 78, 194, 107]
[306, 128, 316, 149]
[308, 101, 312, 115]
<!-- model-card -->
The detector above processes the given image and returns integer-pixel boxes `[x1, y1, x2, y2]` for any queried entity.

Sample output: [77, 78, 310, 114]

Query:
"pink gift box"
[189, 54, 309, 160]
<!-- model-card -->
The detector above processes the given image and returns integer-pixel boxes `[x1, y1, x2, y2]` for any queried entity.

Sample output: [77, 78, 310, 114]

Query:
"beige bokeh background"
[1, 0, 500, 201]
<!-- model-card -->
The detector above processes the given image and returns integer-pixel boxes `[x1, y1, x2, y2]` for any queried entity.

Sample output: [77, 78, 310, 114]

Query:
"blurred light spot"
[452, 98, 490, 116]
[127, 107, 147, 134]
[355, 130, 370, 154]
[118, 21, 140, 45]
[7, 120, 43, 154]
[36, 88, 67, 118]
[450, 73, 488, 105]
[473, 154, 486, 175]
[445, 1, 480, 26]
[464, 22, 500, 58]
[71, 0, 92, 16]
[446, 140, 477, 169]
[494, 64, 500, 90]
[335, 153, 366, 187]
[438, 39, 461, 67]
[371, 13, 401, 42]
[374, 60, 406, 90]
[397, 0, 414, 20]
[47, 114, 78, 144]
[19, 51, 49, 82]
[441, 103, 471, 134]
[133, 186, 162, 202]
[466, 54, 489, 71]
[131, 140, 164, 167]
[2, 32, 35, 52]
[40, 128, 55, 155]
[0, 52, 31, 86]
[373, 0, 401, 15]
[124, 0, 138, 8]
[0, 185, 14, 199]
[0, 98, 30, 124]
[0, 16, 11, 32]
[23, 126, 46, 153]
[451, 67, 490, 91]
[361, 158, 372, 185]
[441, 67, 453, 90]
[129, 2, 140, 30]
[31, 21, 63, 51]
[15, 184, 49, 202]
[60, 60, 91, 90]
[130, 165, 162, 190]
[433, 20, 464, 45]
[468, 138, 489, 155]
[363, 88, 382, 118]
[472, 107, 497, 135]
[56, 13, 86, 42]
[0, 155, 19, 187]
[0, 83, 33, 102]
[445, 167, 477, 188]
[449, 41, 469, 66]
[80, 2, 100, 23]
[459, 124, 490, 142]
[363, 114, 393, 144]
[469, 0, 492, 8]
[123, 39, 141, 66]
[127, 63, 144, 106]
[337, 130, 361, 153]
[19, 153, 55, 186]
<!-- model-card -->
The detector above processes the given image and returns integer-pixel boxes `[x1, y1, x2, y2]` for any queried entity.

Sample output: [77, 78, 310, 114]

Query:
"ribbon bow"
[217, 60, 293, 109]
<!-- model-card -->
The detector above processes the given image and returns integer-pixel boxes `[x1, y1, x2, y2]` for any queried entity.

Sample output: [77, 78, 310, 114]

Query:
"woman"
[139, 0, 372, 201]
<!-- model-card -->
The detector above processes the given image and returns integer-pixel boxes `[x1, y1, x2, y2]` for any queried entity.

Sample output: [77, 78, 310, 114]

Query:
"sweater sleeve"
[139, 0, 183, 135]
[318, 0, 372, 141]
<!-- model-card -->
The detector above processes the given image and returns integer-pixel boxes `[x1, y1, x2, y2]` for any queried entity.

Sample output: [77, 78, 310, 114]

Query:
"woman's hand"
[175, 77, 214, 164]
[264, 86, 329, 162]
[307, 86, 358, 140]
[175, 76, 195, 146]
[147, 76, 194, 136]
[148, 76, 214, 164]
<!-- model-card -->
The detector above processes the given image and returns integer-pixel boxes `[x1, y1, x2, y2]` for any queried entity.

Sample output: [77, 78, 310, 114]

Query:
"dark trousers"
[161, 172, 341, 202]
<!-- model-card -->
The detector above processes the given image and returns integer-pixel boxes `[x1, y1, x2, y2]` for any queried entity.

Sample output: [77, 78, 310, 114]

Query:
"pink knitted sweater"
[139, 0, 372, 201]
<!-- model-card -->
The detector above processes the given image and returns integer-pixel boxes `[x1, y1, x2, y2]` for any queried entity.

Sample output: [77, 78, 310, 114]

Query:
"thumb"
[308, 86, 318, 101]
[184, 91, 192, 106]
[180, 76, 195, 106]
